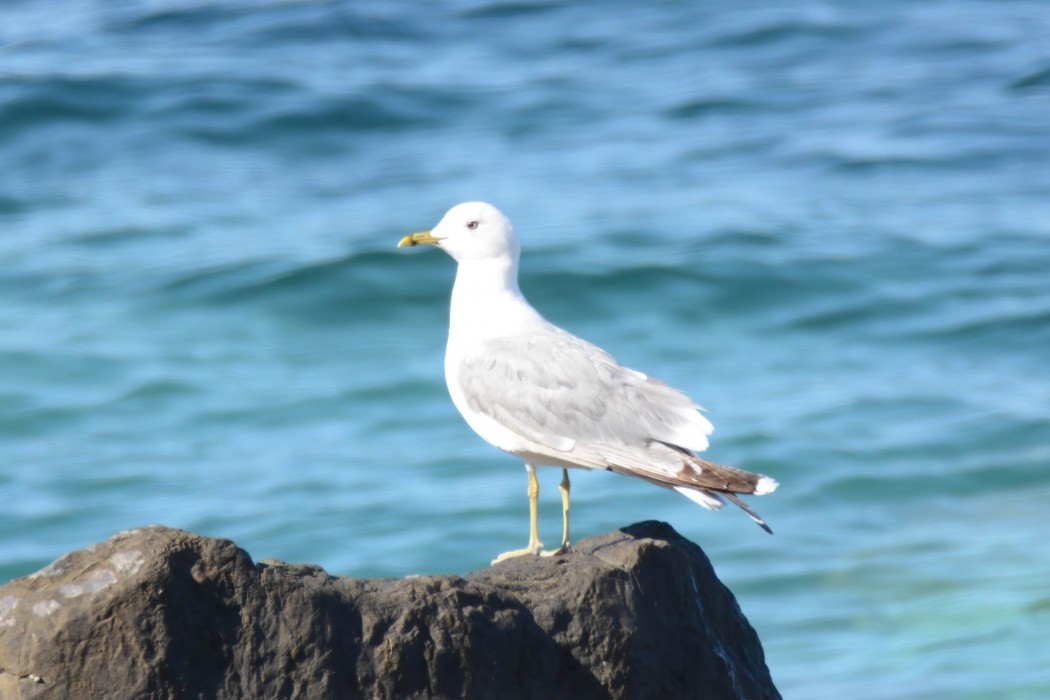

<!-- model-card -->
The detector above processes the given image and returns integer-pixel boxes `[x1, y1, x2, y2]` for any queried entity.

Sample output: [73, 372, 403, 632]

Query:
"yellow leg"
[543, 469, 572, 556]
[492, 464, 544, 564]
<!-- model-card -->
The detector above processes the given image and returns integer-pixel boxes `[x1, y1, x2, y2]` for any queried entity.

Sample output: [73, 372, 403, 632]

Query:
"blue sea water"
[3, 0, 1050, 696]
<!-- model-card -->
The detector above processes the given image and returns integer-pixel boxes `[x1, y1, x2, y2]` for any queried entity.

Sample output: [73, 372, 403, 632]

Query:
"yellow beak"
[398, 231, 443, 248]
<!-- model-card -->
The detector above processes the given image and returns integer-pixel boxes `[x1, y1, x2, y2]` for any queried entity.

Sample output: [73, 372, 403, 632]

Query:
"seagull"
[398, 202, 778, 563]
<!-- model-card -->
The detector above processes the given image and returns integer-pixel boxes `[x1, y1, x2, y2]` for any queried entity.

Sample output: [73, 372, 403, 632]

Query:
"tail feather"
[680, 454, 776, 495]
[663, 445, 778, 534]
[723, 492, 774, 535]
[609, 443, 779, 534]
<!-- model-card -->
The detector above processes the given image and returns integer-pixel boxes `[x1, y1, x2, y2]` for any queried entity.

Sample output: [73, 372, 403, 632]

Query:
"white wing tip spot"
[754, 476, 779, 495]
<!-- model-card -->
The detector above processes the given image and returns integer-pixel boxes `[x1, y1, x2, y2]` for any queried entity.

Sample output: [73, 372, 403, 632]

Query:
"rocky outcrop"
[0, 521, 779, 699]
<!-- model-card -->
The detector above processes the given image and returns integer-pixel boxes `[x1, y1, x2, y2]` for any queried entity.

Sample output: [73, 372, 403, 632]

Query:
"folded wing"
[456, 327, 778, 531]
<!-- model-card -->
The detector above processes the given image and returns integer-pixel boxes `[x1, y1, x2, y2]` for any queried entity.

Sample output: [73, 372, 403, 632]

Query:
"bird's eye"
[466, 220, 479, 230]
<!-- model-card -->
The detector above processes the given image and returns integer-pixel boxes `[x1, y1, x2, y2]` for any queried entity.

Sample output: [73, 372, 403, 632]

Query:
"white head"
[398, 202, 520, 265]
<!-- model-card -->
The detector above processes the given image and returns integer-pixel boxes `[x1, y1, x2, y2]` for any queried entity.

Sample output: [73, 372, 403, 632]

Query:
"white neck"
[448, 256, 543, 345]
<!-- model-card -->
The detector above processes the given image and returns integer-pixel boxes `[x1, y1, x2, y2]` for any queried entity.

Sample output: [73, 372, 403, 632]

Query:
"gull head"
[398, 202, 519, 265]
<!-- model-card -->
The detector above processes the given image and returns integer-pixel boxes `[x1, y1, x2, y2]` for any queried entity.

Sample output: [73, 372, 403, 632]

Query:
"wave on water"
[0, 74, 457, 152]
[0, 76, 148, 138]
[152, 250, 453, 316]
[703, 16, 863, 49]
[1010, 63, 1050, 90]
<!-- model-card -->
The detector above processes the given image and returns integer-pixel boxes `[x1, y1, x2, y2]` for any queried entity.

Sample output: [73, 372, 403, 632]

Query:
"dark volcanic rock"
[0, 521, 779, 700]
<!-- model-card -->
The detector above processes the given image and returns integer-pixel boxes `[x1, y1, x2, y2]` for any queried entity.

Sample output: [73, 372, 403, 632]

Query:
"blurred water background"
[3, 1, 1050, 697]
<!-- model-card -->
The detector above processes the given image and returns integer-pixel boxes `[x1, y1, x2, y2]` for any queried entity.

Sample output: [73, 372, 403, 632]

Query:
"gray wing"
[458, 327, 779, 526]
[457, 328, 714, 471]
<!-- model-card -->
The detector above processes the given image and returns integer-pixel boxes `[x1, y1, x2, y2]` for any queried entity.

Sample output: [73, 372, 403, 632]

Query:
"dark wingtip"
[723, 492, 774, 535]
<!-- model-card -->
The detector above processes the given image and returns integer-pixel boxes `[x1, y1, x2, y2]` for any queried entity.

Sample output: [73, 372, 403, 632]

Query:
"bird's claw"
[491, 542, 544, 565]
[541, 542, 573, 557]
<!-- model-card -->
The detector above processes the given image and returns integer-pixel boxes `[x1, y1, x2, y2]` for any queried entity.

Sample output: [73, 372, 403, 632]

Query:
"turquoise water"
[3, 1, 1050, 696]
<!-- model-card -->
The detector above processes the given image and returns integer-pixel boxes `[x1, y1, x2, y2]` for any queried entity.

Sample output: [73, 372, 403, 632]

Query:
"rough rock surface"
[0, 521, 779, 700]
